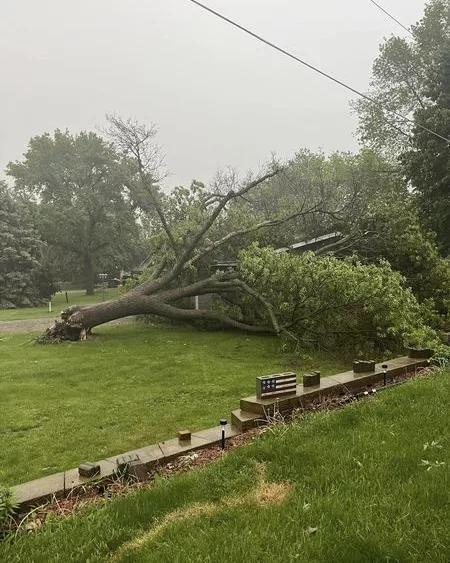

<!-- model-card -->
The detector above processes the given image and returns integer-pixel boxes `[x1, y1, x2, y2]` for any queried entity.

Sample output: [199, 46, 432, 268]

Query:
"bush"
[0, 487, 17, 535]
[232, 244, 438, 356]
[430, 344, 450, 370]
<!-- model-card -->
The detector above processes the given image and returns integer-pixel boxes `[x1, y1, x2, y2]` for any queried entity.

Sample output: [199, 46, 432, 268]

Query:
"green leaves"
[352, 0, 450, 254]
[353, 0, 450, 157]
[6, 131, 142, 292]
[235, 244, 437, 355]
[0, 486, 18, 531]
[401, 37, 450, 254]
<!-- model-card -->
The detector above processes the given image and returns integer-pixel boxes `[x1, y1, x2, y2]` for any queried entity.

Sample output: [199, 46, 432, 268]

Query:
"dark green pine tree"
[0, 182, 43, 308]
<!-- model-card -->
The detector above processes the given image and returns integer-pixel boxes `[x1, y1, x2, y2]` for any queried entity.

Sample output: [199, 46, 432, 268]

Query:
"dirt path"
[0, 317, 133, 334]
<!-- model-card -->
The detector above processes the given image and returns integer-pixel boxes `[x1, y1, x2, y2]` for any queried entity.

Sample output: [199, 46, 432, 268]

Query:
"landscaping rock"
[303, 371, 320, 387]
[353, 360, 376, 373]
[407, 348, 433, 359]
[128, 460, 148, 482]
[116, 453, 140, 473]
[78, 462, 101, 478]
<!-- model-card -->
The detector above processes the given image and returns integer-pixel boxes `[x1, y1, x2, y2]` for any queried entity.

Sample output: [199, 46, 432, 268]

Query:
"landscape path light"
[382, 364, 388, 386]
[220, 419, 227, 450]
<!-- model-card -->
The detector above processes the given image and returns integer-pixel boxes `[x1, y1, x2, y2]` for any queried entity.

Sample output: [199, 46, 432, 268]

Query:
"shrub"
[0, 487, 17, 535]
[430, 344, 450, 370]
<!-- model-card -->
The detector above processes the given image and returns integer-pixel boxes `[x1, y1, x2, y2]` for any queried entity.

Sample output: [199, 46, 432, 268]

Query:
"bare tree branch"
[314, 231, 376, 256]
[155, 272, 237, 302]
[104, 115, 179, 253]
[187, 199, 324, 267]
[166, 169, 282, 277]
[232, 279, 280, 334]
[144, 299, 274, 333]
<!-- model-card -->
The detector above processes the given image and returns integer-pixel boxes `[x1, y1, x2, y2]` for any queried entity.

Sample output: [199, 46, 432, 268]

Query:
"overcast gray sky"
[0, 0, 427, 187]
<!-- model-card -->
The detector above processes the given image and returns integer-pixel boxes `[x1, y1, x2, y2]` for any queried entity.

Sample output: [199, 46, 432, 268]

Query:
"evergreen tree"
[0, 182, 43, 308]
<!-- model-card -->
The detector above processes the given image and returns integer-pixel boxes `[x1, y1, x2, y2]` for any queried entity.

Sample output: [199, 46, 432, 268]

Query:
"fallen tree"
[232, 244, 440, 355]
[38, 116, 347, 343]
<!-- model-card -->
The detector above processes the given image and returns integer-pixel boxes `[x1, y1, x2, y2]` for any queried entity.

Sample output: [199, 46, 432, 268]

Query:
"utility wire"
[187, 0, 450, 145]
[369, 0, 425, 84]
[368, 0, 414, 37]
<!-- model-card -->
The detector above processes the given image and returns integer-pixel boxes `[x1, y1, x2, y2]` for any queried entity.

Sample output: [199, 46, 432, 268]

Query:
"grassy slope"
[1, 372, 448, 563]
[0, 289, 118, 321]
[0, 324, 345, 486]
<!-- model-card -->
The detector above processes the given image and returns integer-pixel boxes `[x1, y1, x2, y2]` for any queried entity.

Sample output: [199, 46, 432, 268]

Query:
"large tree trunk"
[84, 255, 95, 296]
[37, 273, 279, 343]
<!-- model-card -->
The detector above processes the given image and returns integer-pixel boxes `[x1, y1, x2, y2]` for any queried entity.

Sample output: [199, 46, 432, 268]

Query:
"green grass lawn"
[1, 371, 448, 563]
[0, 288, 118, 321]
[0, 324, 346, 486]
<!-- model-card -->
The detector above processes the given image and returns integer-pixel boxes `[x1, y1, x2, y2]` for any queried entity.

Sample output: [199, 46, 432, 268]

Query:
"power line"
[368, 0, 414, 37]
[187, 0, 450, 145]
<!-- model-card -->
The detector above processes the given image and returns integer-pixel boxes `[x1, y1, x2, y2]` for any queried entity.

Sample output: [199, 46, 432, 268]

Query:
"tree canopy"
[352, 0, 450, 260]
[353, 0, 450, 158]
[7, 130, 142, 294]
[401, 39, 450, 254]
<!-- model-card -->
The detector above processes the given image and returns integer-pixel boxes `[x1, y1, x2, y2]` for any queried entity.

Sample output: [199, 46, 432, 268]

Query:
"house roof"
[286, 232, 342, 252]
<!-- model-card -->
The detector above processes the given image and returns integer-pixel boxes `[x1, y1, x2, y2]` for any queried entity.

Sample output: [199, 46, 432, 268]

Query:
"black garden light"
[220, 419, 227, 450]
[382, 364, 388, 386]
